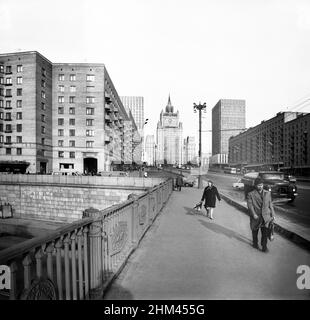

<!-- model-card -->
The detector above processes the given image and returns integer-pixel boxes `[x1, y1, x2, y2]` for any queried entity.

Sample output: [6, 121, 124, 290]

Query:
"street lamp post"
[193, 102, 207, 189]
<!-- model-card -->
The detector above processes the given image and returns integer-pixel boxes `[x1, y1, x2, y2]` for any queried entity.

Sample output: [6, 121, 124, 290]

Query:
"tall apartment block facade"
[183, 136, 196, 164]
[211, 99, 246, 166]
[156, 96, 183, 165]
[0, 52, 53, 173]
[120, 96, 144, 163]
[0, 51, 135, 174]
[228, 111, 310, 175]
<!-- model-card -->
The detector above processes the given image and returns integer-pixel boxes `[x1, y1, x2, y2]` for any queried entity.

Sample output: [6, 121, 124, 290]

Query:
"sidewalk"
[104, 182, 310, 300]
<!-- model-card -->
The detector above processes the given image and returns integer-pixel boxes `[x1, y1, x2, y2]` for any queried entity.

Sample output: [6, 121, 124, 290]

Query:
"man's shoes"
[262, 247, 269, 253]
[252, 244, 259, 250]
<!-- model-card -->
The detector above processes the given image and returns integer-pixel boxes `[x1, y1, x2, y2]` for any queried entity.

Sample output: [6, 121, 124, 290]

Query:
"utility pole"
[193, 102, 207, 188]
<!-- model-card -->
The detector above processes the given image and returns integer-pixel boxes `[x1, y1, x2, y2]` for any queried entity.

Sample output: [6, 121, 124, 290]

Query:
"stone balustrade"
[0, 178, 173, 300]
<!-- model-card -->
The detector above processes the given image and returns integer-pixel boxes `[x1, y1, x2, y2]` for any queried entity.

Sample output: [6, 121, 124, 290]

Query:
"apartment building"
[0, 51, 133, 174]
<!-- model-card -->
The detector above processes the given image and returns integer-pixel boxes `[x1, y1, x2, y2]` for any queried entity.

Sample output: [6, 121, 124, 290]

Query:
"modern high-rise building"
[120, 96, 144, 163]
[0, 51, 136, 174]
[156, 96, 183, 165]
[211, 99, 246, 167]
[229, 111, 310, 175]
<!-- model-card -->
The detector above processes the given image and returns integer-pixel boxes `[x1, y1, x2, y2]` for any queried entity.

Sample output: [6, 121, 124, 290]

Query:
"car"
[284, 174, 297, 183]
[183, 175, 196, 187]
[241, 171, 298, 202]
[232, 179, 244, 190]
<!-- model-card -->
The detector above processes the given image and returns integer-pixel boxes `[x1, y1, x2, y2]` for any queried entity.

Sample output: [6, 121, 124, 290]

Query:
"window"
[17, 77, 23, 85]
[69, 74, 76, 81]
[58, 151, 64, 158]
[0, 135, 3, 142]
[17, 88, 22, 96]
[58, 96, 64, 103]
[6, 148, 11, 155]
[0, 65, 3, 73]
[0, 88, 4, 96]
[69, 129, 75, 136]
[41, 138, 45, 145]
[41, 114, 45, 122]
[17, 65, 23, 73]
[69, 96, 75, 104]
[58, 74, 64, 81]
[58, 129, 64, 136]
[58, 118, 64, 125]
[58, 107, 64, 114]
[0, 100, 3, 108]
[86, 86, 95, 92]
[6, 136, 11, 143]
[86, 119, 94, 126]
[69, 118, 75, 126]
[58, 140, 64, 147]
[86, 108, 94, 115]
[5, 113, 11, 120]
[0, 77, 3, 84]
[41, 79, 46, 87]
[17, 100, 22, 108]
[41, 67, 46, 76]
[41, 91, 45, 99]
[69, 140, 75, 147]
[16, 112, 22, 120]
[86, 96, 95, 104]
[6, 89, 12, 97]
[69, 107, 75, 115]
[58, 85, 65, 92]
[17, 148, 22, 155]
[5, 101, 11, 108]
[0, 124, 3, 132]
[0, 112, 3, 119]
[41, 126, 46, 134]
[86, 129, 94, 137]
[86, 75, 95, 82]
[6, 78, 12, 85]
[5, 124, 12, 132]
[69, 152, 75, 159]
[86, 141, 94, 148]
[70, 86, 76, 92]
[6, 66, 12, 74]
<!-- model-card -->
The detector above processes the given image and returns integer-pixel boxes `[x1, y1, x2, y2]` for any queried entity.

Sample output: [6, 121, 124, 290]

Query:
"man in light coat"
[247, 177, 275, 252]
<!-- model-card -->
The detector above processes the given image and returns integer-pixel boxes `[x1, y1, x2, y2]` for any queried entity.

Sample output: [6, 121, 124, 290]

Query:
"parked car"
[232, 178, 244, 190]
[241, 171, 298, 202]
[284, 174, 297, 183]
[183, 175, 196, 187]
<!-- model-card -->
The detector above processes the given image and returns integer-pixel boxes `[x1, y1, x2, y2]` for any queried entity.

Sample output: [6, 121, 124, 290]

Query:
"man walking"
[201, 180, 221, 219]
[176, 174, 183, 191]
[247, 177, 275, 252]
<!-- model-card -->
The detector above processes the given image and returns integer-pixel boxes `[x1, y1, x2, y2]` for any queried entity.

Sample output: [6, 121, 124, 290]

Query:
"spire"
[165, 94, 173, 113]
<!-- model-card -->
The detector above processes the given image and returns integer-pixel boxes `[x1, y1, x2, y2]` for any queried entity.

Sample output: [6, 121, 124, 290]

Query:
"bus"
[224, 167, 237, 174]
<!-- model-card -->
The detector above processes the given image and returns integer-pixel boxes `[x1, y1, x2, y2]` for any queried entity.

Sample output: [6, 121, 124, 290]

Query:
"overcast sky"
[1, 0, 310, 154]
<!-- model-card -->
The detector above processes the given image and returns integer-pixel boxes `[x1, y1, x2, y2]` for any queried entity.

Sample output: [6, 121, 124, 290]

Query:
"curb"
[220, 192, 310, 252]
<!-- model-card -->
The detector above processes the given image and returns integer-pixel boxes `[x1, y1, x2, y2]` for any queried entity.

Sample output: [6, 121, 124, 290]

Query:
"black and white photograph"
[0, 0, 310, 310]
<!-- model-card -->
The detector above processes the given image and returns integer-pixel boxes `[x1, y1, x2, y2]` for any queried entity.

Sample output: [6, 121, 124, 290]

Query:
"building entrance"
[84, 157, 98, 175]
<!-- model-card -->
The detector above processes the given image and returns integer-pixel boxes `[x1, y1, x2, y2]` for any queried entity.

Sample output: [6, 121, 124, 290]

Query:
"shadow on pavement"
[103, 283, 134, 300]
[184, 206, 207, 216]
[198, 219, 251, 246]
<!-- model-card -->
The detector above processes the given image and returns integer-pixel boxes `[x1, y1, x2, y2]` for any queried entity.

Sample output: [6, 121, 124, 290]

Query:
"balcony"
[104, 103, 111, 110]
[4, 106, 12, 110]
[104, 114, 111, 122]
[5, 94, 12, 98]
[5, 83, 12, 86]
[5, 129, 12, 133]
[4, 141, 12, 145]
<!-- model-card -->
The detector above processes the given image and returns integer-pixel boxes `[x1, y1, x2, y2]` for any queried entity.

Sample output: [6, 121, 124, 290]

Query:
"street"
[205, 172, 310, 228]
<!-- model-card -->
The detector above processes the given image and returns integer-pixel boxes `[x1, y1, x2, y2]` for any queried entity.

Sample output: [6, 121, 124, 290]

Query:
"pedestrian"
[200, 180, 221, 219]
[247, 177, 275, 253]
[176, 174, 183, 191]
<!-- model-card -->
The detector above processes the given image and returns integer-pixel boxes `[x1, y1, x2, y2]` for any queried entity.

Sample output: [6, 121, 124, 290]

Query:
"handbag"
[267, 219, 274, 241]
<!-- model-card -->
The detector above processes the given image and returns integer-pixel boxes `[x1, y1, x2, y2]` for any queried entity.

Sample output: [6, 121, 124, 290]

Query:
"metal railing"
[0, 178, 173, 300]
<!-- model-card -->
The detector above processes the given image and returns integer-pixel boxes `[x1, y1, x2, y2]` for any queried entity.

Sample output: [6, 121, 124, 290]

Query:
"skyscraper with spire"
[156, 95, 183, 165]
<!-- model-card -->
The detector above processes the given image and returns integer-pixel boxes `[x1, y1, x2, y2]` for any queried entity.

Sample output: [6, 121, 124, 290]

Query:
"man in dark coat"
[201, 180, 221, 219]
[176, 174, 183, 191]
[247, 177, 275, 252]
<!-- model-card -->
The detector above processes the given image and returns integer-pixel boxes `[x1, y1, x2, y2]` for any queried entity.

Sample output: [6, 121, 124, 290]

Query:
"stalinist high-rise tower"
[156, 96, 183, 165]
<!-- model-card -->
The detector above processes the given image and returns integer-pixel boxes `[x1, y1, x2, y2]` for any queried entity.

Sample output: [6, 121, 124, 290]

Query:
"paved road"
[104, 185, 310, 300]
[206, 172, 310, 228]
